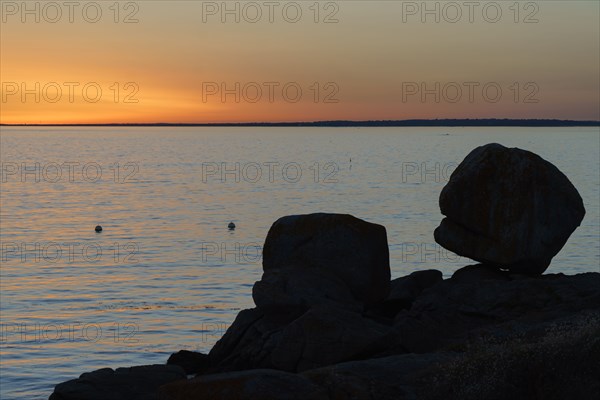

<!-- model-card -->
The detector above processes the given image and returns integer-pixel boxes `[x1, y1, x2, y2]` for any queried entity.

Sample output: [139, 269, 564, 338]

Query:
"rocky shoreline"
[49, 268, 600, 400]
[49, 144, 599, 399]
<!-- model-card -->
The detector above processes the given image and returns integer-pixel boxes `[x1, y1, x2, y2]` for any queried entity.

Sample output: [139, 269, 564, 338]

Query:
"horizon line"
[1, 118, 600, 128]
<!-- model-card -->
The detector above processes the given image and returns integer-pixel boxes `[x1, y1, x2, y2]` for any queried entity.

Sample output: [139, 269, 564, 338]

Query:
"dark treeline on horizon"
[2, 119, 599, 127]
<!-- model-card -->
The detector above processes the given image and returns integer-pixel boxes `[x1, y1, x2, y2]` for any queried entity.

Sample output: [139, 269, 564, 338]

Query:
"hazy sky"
[1, 0, 599, 123]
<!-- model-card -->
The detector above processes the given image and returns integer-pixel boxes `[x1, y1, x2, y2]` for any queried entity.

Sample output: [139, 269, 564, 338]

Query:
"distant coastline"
[2, 119, 600, 128]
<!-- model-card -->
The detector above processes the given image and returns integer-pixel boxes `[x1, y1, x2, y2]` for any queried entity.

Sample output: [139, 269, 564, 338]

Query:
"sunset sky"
[1, 0, 599, 124]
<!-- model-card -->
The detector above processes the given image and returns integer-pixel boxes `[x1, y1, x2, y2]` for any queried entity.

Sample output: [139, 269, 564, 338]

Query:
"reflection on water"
[1, 127, 599, 399]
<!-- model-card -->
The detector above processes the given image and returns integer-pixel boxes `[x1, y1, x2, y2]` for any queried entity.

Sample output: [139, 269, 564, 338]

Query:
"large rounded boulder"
[260, 213, 391, 305]
[434, 143, 585, 274]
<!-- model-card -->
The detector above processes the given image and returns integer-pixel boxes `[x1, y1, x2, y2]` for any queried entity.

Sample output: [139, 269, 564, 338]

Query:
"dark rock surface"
[303, 352, 455, 400]
[434, 143, 585, 274]
[261, 213, 390, 305]
[252, 263, 361, 311]
[207, 304, 389, 373]
[388, 269, 443, 305]
[159, 369, 329, 400]
[419, 311, 600, 400]
[49, 267, 600, 400]
[365, 269, 443, 321]
[167, 350, 210, 375]
[383, 269, 600, 355]
[48, 365, 185, 400]
[160, 311, 600, 400]
[160, 353, 454, 400]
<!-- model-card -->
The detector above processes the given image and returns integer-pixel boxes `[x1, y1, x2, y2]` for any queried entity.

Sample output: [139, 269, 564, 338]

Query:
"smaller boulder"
[262, 213, 391, 305]
[252, 264, 361, 311]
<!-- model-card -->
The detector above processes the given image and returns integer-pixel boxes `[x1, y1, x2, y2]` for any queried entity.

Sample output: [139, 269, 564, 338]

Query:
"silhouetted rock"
[450, 264, 510, 283]
[49, 365, 185, 400]
[160, 369, 328, 400]
[419, 311, 600, 400]
[383, 272, 600, 355]
[161, 353, 452, 400]
[262, 213, 390, 305]
[303, 352, 454, 400]
[207, 308, 295, 372]
[160, 310, 600, 400]
[50, 269, 600, 399]
[434, 143, 585, 274]
[167, 350, 210, 375]
[252, 264, 361, 311]
[208, 305, 390, 373]
[366, 269, 443, 321]
[204, 213, 393, 373]
[388, 269, 443, 304]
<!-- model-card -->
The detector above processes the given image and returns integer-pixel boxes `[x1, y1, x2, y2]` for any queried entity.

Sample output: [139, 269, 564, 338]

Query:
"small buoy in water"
[95, 225, 103, 232]
[228, 222, 236, 230]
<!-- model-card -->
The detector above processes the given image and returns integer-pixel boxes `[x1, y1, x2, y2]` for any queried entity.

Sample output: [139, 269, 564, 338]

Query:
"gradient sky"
[1, 0, 599, 124]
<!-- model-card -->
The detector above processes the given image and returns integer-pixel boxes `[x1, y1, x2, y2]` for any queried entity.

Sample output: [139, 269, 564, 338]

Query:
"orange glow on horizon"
[1, 1, 598, 124]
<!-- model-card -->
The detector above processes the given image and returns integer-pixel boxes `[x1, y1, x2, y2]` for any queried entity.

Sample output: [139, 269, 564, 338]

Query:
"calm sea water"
[1, 127, 599, 399]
